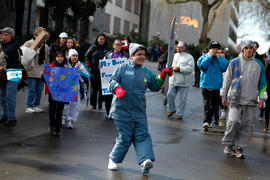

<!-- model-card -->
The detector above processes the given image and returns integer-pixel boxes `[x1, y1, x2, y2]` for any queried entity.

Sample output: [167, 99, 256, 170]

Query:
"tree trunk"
[15, 0, 25, 39]
[199, 2, 211, 44]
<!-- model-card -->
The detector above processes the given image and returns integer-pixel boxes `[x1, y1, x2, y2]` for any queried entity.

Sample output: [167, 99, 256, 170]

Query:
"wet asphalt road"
[0, 61, 270, 180]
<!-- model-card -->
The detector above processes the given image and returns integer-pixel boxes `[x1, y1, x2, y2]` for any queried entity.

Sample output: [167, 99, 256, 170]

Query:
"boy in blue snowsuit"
[107, 43, 172, 174]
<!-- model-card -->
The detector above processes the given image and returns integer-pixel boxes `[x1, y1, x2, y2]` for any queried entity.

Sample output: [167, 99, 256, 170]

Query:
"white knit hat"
[177, 41, 185, 47]
[59, 32, 68, 38]
[68, 49, 78, 59]
[129, 43, 144, 56]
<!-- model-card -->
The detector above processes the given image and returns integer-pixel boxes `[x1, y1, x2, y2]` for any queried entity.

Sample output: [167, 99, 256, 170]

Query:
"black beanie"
[209, 41, 221, 49]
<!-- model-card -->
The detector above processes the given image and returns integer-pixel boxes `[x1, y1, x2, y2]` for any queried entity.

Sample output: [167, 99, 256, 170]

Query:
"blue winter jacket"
[197, 54, 229, 90]
[109, 62, 164, 121]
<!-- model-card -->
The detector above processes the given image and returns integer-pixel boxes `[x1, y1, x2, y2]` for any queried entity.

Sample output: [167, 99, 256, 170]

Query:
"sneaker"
[176, 115, 182, 120]
[67, 121, 73, 129]
[224, 144, 234, 155]
[48, 128, 54, 136]
[33, 106, 44, 113]
[233, 146, 244, 159]
[264, 127, 268, 132]
[107, 159, 118, 171]
[53, 131, 60, 137]
[26, 107, 36, 113]
[202, 122, 209, 131]
[259, 117, 263, 121]
[3, 120, 17, 127]
[141, 159, 153, 174]
[0, 117, 8, 124]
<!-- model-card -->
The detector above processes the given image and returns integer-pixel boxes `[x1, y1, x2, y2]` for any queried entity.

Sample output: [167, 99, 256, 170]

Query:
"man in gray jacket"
[167, 41, 194, 119]
[220, 40, 266, 158]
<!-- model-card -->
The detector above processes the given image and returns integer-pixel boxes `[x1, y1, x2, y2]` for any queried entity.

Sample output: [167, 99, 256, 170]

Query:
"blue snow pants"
[109, 119, 155, 165]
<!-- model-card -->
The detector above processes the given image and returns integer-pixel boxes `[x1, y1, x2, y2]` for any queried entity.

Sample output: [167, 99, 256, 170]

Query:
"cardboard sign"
[30, 31, 47, 50]
[99, 58, 130, 95]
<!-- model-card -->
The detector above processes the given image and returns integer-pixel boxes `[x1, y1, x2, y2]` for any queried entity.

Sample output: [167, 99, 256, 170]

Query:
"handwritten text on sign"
[43, 64, 80, 102]
[100, 58, 131, 95]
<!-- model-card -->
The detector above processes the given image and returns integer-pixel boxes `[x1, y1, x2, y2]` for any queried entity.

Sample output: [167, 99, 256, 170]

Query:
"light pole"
[88, 16, 94, 43]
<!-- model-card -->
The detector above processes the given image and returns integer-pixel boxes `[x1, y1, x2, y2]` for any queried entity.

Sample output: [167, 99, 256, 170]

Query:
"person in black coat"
[85, 33, 110, 110]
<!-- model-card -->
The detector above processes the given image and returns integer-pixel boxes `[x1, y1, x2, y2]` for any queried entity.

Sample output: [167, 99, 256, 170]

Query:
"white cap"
[177, 41, 185, 47]
[59, 32, 68, 38]
[224, 47, 229, 52]
[68, 49, 78, 59]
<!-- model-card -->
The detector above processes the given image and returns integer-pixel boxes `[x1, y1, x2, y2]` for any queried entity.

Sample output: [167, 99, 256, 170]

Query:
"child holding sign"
[62, 49, 90, 129]
[43, 51, 67, 136]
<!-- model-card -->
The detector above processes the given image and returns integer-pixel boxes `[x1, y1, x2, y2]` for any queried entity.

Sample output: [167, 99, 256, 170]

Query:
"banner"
[43, 64, 80, 102]
[6, 69, 22, 82]
[100, 58, 130, 95]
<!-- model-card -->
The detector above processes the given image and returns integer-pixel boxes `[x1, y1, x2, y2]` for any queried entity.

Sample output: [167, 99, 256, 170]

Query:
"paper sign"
[99, 58, 130, 95]
[43, 64, 80, 102]
[6, 69, 22, 82]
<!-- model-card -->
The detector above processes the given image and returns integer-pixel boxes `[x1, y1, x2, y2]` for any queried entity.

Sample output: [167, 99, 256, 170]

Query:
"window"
[104, 13, 110, 33]
[125, 0, 132, 11]
[124, 20, 130, 35]
[134, 0, 140, 15]
[113, 16, 121, 34]
[116, 0, 122, 7]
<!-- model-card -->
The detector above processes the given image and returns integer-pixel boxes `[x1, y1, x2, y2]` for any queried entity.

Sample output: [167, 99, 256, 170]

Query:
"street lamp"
[88, 16, 94, 43]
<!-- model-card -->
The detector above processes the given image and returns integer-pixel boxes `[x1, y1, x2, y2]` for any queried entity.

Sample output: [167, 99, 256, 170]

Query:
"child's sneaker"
[141, 159, 153, 174]
[224, 144, 234, 155]
[202, 122, 209, 131]
[107, 159, 117, 171]
[233, 146, 244, 159]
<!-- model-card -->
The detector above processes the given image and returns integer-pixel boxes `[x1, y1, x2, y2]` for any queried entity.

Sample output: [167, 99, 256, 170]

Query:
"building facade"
[91, 0, 141, 41]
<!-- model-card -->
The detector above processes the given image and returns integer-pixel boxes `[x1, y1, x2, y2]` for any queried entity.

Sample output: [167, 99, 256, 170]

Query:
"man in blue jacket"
[197, 41, 229, 131]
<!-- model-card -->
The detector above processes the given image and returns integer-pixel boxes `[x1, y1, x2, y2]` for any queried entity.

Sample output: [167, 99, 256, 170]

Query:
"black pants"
[194, 70, 200, 87]
[49, 95, 65, 133]
[90, 75, 103, 109]
[202, 88, 220, 125]
[104, 94, 113, 115]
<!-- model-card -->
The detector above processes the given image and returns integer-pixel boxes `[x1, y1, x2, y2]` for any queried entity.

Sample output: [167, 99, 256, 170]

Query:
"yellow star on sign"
[73, 85, 78, 92]
[60, 74, 66, 81]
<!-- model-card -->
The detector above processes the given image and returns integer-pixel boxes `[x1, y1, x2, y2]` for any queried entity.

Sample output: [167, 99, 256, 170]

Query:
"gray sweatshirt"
[220, 54, 266, 106]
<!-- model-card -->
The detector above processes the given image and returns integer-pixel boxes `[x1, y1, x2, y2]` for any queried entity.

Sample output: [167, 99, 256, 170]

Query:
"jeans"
[27, 77, 44, 108]
[0, 80, 19, 120]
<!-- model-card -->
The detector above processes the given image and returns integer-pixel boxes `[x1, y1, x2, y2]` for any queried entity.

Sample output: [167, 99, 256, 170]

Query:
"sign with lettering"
[43, 64, 80, 102]
[99, 58, 130, 95]
[6, 69, 22, 82]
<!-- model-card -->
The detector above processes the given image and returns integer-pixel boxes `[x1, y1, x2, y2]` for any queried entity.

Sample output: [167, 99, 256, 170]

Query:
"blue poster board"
[43, 64, 79, 102]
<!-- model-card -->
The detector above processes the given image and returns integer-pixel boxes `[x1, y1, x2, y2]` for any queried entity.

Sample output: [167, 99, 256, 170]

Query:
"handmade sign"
[99, 58, 130, 95]
[6, 69, 22, 82]
[43, 64, 79, 102]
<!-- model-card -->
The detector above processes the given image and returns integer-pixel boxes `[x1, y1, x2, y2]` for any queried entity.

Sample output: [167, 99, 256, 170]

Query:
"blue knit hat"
[241, 40, 254, 51]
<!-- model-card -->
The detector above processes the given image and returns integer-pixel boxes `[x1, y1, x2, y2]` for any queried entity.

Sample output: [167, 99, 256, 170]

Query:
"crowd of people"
[0, 25, 269, 174]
